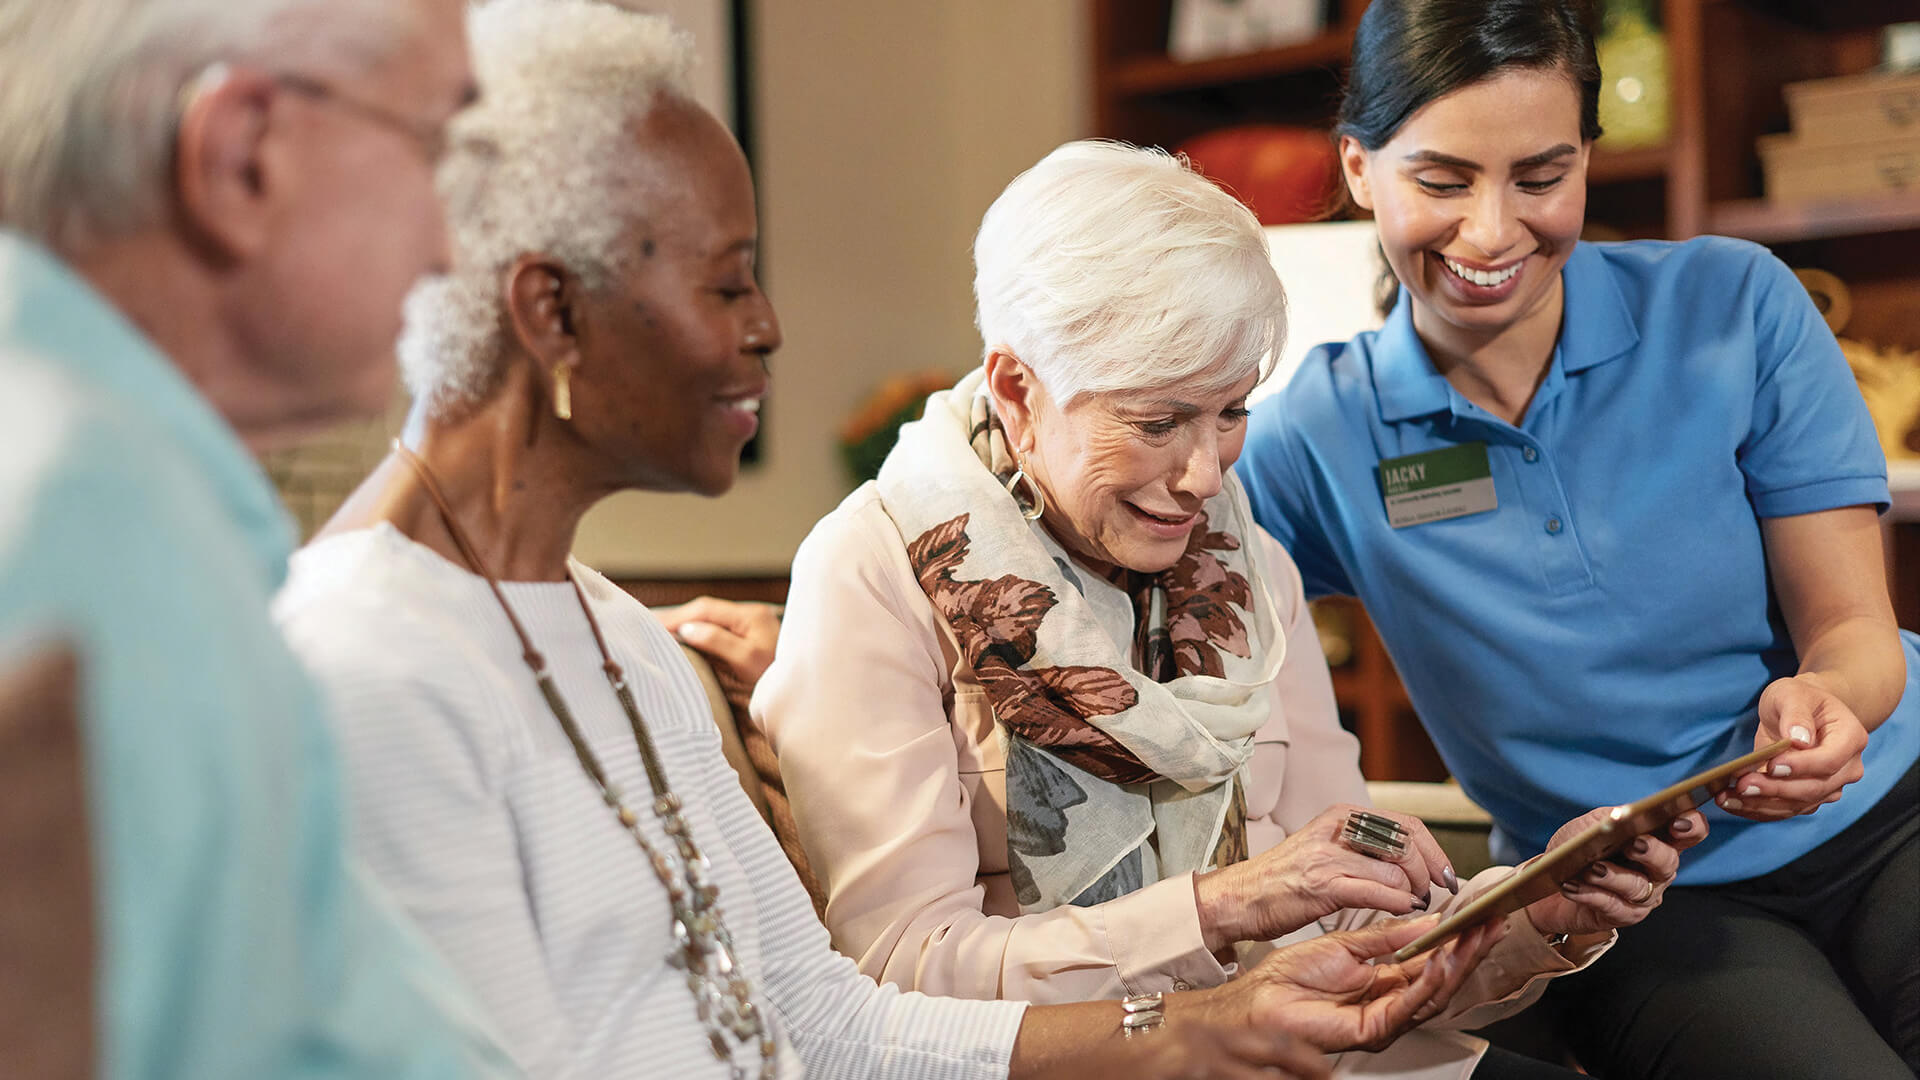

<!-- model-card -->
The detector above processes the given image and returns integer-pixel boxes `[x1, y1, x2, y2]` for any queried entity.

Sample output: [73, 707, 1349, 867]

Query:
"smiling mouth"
[1440, 256, 1522, 287]
[1128, 504, 1195, 526]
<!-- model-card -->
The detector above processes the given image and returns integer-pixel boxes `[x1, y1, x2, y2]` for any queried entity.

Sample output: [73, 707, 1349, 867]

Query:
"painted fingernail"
[1672, 816, 1694, 834]
[1790, 725, 1812, 745]
[1588, 864, 1608, 879]
[1771, 763, 1792, 778]
[1410, 894, 1429, 911]
[1632, 838, 1650, 854]
[1742, 785, 1761, 797]
[1724, 797, 1743, 810]
[1444, 867, 1459, 892]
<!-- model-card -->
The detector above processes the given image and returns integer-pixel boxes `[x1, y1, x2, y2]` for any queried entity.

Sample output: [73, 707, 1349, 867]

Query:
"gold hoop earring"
[1005, 467, 1045, 521]
[553, 364, 572, 420]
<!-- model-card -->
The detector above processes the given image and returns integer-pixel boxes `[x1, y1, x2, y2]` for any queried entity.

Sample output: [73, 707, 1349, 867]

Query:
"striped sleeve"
[688, 733, 1027, 1080]
[282, 601, 579, 1077]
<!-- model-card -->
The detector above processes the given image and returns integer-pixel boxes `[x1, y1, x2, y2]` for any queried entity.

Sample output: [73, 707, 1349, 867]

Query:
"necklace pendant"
[401, 452, 778, 1080]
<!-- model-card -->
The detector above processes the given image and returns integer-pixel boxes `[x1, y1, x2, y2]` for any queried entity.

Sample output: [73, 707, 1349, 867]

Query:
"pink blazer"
[754, 484, 1610, 1076]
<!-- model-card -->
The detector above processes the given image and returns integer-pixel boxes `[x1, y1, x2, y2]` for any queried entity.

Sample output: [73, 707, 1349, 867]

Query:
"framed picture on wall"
[646, 0, 752, 140]
[651, 0, 763, 464]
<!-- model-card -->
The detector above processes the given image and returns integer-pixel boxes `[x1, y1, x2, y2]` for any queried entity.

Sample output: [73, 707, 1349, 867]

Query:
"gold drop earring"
[553, 364, 572, 420]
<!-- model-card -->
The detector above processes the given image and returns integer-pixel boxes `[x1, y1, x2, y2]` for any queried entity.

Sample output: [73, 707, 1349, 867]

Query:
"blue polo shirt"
[0, 231, 511, 1078]
[1239, 237, 1920, 885]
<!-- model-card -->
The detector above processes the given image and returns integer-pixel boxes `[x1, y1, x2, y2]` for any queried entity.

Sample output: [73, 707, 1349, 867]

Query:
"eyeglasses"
[272, 72, 447, 164]
[176, 62, 449, 165]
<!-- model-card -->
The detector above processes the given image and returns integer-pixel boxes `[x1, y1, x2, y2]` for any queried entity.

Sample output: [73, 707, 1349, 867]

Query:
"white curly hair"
[0, 0, 419, 253]
[398, 0, 694, 419]
[973, 140, 1286, 405]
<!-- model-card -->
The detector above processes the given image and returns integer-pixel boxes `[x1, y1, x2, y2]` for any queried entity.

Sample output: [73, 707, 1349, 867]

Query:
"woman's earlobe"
[1338, 137, 1374, 212]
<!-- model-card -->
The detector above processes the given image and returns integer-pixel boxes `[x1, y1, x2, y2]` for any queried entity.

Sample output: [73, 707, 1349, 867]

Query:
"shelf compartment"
[1588, 145, 1672, 185]
[1107, 30, 1355, 97]
[1708, 193, 1920, 243]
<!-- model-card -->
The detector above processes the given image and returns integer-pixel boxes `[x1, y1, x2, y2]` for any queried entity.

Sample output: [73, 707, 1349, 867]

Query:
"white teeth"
[1443, 257, 1520, 287]
[729, 398, 761, 414]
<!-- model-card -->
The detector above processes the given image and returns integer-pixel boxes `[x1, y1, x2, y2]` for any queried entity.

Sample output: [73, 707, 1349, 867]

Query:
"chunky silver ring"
[1633, 878, 1656, 904]
[1341, 809, 1409, 861]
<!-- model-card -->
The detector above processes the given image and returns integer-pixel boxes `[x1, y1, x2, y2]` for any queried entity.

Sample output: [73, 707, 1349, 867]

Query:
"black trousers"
[1527, 755, 1920, 1079]
[1471, 1045, 1585, 1079]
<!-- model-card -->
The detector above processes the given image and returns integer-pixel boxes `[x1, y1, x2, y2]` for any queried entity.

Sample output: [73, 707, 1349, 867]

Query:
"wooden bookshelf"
[1092, 0, 1920, 778]
[1587, 144, 1674, 185]
[1708, 194, 1920, 244]
[1106, 29, 1356, 96]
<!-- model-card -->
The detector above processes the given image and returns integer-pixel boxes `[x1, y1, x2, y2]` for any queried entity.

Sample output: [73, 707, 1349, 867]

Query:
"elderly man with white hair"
[0, 1, 509, 1077]
[272, 3, 1528, 1079]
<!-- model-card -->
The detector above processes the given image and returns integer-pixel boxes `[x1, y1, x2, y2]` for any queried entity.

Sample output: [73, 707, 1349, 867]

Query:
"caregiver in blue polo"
[1237, 1, 1919, 1077]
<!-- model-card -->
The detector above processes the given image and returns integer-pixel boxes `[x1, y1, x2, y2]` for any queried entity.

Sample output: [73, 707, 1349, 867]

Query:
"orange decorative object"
[1176, 125, 1341, 225]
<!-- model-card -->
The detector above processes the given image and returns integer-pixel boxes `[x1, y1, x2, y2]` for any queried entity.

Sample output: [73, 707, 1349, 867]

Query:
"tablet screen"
[1389, 738, 1793, 963]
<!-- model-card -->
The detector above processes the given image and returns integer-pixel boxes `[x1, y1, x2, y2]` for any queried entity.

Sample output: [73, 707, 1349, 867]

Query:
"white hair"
[0, 0, 419, 252]
[973, 140, 1286, 405]
[398, 0, 694, 419]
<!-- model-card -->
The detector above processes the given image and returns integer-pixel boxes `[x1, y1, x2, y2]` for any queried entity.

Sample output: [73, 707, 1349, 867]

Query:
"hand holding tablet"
[1390, 739, 1792, 962]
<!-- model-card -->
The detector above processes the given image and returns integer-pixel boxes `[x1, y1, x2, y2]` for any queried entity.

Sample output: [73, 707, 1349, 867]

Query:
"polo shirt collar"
[0, 230, 297, 587]
[1371, 294, 1451, 423]
[1557, 241, 1639, 373]
[1370, 241, 1640, 423]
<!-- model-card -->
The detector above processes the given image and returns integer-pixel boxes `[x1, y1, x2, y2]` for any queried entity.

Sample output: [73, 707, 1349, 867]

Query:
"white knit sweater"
[275, 524, 1026, 1080]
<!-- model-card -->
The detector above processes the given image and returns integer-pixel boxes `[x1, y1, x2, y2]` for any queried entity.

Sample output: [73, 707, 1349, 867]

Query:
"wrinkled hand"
[657, 598, 782, 710]
[1190, 916, 1505, 1054]
[1111, 1017, 1332, 1080]
[1195, 804, 1455, 949]
[1523, 807, 1707, 937]
[1719, 676, 1868, 819]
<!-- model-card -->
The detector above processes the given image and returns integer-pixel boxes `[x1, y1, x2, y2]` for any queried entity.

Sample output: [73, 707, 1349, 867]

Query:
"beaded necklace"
[395, 443, 775, 1079]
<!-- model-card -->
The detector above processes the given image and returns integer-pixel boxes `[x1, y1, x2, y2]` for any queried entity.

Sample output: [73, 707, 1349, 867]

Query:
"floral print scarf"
[876, 368, 1285, 913]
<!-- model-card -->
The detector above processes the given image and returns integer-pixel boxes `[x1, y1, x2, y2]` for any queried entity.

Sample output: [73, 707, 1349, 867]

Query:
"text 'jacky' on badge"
[1378, 443, 1497, 528]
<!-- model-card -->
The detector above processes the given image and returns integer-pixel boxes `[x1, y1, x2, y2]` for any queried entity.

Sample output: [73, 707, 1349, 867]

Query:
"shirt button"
[1545, 517, 1564, 535]
[1172, 978, 1192, 991]
[1522, 446, 1539, 462]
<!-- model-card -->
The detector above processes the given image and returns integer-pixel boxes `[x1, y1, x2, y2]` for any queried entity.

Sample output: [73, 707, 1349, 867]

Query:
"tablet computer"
[1390, 737, 1794, 963]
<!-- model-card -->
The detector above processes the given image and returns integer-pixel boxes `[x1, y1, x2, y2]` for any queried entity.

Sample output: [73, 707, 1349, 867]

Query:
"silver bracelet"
[1121, 992, 1165, 1038]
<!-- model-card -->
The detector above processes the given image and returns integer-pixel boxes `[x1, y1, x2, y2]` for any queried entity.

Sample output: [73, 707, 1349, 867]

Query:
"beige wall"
[572, 1, 1088, 576]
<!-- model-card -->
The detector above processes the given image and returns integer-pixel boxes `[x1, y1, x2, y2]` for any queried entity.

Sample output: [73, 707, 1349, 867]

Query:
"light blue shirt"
[1239, 237, 1920, 884]
[0, 231, 512, 1078]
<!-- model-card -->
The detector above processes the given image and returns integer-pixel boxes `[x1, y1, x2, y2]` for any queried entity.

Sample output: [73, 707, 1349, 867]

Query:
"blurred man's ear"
[173, 64, 280, 262]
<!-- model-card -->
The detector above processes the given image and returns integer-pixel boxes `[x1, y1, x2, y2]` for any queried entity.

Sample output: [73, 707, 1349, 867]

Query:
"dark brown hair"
[1336, 0, 1603, 151]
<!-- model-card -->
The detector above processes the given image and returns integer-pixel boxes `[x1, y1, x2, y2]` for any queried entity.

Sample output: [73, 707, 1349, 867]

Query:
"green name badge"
[1378, 443, 1497, 528]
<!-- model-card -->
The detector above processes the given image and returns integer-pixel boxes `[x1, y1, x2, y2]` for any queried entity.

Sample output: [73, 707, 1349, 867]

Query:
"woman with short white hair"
[754, 140, 1698, 1078]
[276, 3, 1507, 1078]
